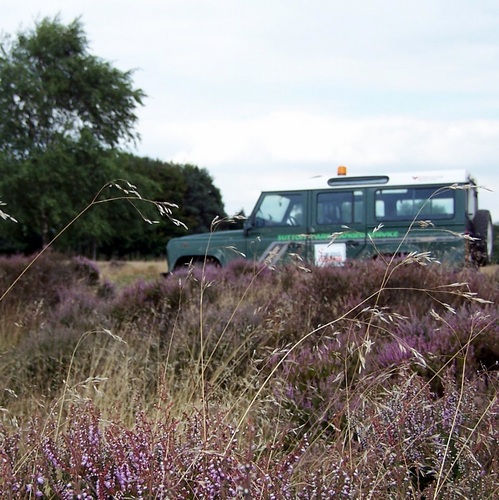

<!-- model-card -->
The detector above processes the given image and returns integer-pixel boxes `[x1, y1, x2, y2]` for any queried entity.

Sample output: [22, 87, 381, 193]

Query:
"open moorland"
[0, 253, 497, 498]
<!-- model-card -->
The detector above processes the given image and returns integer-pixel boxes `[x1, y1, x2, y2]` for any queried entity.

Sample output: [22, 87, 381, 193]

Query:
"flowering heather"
[348, 371, 498, 498]
[376, 305, 499, 376]
[0, 402, 320, 498]
[0, 253, 102, 307]
[0, 253, 497, 497]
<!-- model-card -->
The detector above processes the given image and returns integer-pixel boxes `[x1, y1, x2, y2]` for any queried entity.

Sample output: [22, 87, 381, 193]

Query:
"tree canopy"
[91, 156, 227, 259]
[0, 17, 144, 248]
[0, 17, 144, 159]
[0, 17, 228, 258]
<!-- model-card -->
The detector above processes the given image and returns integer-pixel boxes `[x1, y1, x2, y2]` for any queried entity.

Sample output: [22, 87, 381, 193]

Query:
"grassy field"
[481, 263, 499, 275]
[0, 253, 497, 498]
[98, 259, 499, 283]
[97, 259, 167, 286]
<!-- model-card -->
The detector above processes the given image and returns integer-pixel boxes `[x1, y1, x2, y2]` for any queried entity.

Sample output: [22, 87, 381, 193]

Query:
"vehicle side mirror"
[243, 218, 253, 236]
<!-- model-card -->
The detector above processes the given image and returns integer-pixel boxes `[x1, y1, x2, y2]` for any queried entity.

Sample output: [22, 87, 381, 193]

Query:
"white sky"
[3, 0, 499, 221]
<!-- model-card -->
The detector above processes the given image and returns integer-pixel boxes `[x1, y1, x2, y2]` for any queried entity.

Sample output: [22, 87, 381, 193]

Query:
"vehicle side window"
[254, 193, 304, 227]
[375, 188, 455, 220]
[317, 191, 364, 225]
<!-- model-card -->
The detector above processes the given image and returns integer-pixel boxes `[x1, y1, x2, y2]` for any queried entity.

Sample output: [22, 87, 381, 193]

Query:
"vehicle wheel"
[471, 210, 494, 266]
[174, 256, 221, 272]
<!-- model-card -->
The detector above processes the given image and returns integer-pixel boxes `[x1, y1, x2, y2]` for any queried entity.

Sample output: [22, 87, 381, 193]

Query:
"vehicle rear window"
[375, 188, 455, 220]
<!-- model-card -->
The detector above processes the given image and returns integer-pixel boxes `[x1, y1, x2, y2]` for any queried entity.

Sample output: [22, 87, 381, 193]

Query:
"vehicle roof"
[263, 169, 475, 192]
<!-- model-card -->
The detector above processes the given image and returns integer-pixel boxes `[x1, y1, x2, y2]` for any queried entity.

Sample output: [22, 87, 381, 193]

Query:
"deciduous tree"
[0, 17, 145, 248]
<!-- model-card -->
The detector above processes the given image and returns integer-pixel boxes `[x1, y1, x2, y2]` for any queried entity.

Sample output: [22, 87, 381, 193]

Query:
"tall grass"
[0, 194, 497, 498]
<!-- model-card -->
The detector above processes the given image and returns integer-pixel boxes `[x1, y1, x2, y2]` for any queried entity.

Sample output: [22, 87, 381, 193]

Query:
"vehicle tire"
[471, 210, 494, 266]
[174, 256, 221, 272]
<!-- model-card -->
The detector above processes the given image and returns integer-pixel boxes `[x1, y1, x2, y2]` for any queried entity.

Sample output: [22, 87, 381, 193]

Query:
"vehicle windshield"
[254, 193, 303, 226]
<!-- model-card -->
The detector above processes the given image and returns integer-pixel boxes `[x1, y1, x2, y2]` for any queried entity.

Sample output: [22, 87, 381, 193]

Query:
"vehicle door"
[309, 189, 367, 265]
[244, 191, 310, 265]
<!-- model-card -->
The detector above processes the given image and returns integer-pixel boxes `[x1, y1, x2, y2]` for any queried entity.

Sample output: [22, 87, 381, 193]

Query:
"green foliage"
[181, 164, 226, 232]
[0, 16, 144, 248]
[119, 155, 224, 232]
[0, 17, 144, 157]
[0, 17, 228, 258]
[92, 155, 227, 258]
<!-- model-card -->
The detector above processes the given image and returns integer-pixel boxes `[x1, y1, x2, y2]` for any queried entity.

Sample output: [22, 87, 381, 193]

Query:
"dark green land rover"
[166, 168, 493, 271]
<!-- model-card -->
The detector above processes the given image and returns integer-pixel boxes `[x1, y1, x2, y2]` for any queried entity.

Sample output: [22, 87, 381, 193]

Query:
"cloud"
[4, 1, 499, 220]
[137, 111, 499, 218]
[142, 111, 499, 167]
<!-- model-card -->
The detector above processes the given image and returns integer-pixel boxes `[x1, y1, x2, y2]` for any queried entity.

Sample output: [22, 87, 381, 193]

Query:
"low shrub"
[0, 253, 497, 497]
[0, 253, 101, 308]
